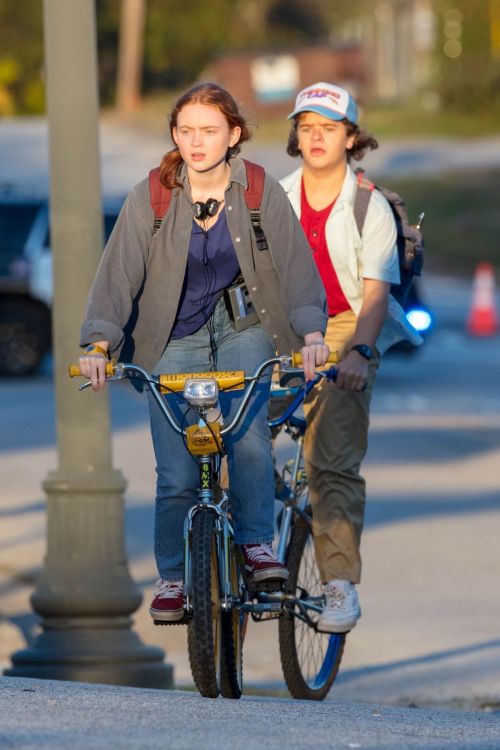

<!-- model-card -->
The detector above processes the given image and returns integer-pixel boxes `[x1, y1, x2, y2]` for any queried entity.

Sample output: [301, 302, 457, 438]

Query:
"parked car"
[0, 192, 124, 376]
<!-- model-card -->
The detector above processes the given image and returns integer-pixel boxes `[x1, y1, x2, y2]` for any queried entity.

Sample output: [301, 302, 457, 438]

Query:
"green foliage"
[94, 0, 334, 105]
[145, 0, 240, 88]
[434, 0, 500, 113]
[389, 170, 500, 273]
[143, 0, 330, 90]
[96, 0, 120, 106]
[2, 0, 500, 119]
[0, 0, 44, 114]
[266, 0, 328, 43]
[362, 101, 500, 138]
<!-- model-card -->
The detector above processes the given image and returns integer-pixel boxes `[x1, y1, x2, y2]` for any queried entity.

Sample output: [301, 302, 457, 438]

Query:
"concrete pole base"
[4, 470, 175, 689]
[5, 616, 173, 689]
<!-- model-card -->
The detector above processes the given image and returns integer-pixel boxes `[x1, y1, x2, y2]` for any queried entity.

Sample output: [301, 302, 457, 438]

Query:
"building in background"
[208, 44, 367, 116]
[207, 0, 499, 116]
[336, 0, 500, 112]
[339, 0, 437, 104]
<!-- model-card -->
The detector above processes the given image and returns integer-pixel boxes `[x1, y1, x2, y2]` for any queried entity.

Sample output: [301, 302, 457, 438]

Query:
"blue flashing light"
[406, 308, 433, 333]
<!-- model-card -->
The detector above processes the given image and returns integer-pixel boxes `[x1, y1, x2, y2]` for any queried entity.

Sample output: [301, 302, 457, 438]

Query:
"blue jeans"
[148, 297, 276, 580]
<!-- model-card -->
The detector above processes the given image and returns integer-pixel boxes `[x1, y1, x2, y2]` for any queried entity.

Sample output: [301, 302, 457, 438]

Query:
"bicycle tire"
[279, 511, 345, 701]
[187, 510, 222, 698]
[220, 541, 245, 699]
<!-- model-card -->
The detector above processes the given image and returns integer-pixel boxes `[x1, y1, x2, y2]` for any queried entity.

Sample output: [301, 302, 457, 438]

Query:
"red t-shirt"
[300, 180, 351, 316]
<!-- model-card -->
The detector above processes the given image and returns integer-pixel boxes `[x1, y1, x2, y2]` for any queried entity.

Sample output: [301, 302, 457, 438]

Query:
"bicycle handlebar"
[268, 365, 339, 429]
[67, 351, 340, 381]
[289, 351, 339, 367]
[158, 370, 245, 393]
[68, 350, 340, 441]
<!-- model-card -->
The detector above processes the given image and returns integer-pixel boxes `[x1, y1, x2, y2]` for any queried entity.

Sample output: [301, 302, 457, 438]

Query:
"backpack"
[353, 167, 424, 306]
[148, 158, 268, 251]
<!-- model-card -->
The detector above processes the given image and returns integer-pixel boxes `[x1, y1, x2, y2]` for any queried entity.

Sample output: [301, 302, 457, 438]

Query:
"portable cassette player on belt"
[224, 277, 259, 332]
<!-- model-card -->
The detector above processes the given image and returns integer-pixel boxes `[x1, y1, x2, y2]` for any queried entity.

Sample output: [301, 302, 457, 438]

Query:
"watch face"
[352, 344, 372, 360]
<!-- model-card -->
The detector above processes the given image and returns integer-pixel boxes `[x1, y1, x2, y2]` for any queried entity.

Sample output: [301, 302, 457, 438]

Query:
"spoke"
[292, 535, 330, 686]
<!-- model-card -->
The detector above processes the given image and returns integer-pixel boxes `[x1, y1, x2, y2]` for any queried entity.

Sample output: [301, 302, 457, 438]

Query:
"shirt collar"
[177, 155, 248, 195]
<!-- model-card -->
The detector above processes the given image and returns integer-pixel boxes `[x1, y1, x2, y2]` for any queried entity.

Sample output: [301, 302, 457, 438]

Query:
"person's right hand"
[78, 353, 108, 392]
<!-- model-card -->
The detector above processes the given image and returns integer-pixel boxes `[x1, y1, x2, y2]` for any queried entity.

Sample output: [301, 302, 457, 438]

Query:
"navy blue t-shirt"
[170, 210, 240, 340]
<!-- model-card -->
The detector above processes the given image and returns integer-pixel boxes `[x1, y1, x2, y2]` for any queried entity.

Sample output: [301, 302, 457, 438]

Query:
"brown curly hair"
[159, 82, 252, 189]
[286, 115, 378, 163]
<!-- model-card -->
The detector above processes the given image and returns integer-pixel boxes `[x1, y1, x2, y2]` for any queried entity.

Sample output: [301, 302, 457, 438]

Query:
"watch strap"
[84, 344, 109, 358]
[350, 344, 373, 360]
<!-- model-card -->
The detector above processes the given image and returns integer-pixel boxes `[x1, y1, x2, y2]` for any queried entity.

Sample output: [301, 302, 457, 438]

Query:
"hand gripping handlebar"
[67, 350, 340, 380]
[68, 350, 340, 439]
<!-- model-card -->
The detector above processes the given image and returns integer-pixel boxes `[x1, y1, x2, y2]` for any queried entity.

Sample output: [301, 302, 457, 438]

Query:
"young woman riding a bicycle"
[78, 82, 329, 624]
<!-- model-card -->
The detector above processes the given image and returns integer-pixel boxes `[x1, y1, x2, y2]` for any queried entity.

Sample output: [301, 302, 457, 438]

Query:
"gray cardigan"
[81, 156, 327, 370]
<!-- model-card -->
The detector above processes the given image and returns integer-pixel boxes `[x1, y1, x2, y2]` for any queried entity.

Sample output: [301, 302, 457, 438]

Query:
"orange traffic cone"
[466, 262, 498, 336]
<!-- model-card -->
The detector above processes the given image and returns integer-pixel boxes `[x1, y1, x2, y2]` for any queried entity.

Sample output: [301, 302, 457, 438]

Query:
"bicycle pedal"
[153, 615, 190, 626]
[250, 580, 285, 594]
[251, 610, 281, 622]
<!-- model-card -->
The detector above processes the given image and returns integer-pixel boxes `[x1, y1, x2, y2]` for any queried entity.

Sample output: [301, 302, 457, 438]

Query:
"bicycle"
[69, 351, 345, 701]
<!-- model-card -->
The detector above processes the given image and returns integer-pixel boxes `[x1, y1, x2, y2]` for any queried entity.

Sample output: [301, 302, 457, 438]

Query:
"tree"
[0, 0, 44, 114]
[116, 0, 146, 111]
[435, 0, 499, 112]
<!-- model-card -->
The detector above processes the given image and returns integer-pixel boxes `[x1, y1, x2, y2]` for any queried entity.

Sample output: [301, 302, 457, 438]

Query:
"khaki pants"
[303, 310, 379, 584]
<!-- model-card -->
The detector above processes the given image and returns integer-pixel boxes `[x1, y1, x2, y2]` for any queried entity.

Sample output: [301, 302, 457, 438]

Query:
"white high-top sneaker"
[317, 579, 361, 633]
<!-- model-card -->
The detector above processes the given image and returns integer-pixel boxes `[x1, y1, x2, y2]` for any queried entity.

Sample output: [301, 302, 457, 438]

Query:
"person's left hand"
[301, 333, 330, 381]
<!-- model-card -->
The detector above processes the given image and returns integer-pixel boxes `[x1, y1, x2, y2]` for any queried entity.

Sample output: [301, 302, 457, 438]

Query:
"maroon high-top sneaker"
[149, 579, 184, 622]
[242, 543, 288, 584]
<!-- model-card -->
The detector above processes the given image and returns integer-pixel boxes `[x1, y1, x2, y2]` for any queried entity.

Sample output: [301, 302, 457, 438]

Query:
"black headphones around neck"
[193, 198, 220, 221]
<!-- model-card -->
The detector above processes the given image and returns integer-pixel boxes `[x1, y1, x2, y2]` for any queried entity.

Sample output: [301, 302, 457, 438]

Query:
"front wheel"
[279, 511, 345, 700]
[187, 510, 222, 698]
[220, 540, 245, 699]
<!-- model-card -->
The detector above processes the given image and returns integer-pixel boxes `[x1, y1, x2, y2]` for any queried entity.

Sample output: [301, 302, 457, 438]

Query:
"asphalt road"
[0, 676, 499, 750]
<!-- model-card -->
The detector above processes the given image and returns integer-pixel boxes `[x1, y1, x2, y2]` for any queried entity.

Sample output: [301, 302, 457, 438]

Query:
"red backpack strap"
[242, 159, 265, 210]
[353, 167, 375, 237]
[149, 167, 172, 233]
[242, 159, 268, 251]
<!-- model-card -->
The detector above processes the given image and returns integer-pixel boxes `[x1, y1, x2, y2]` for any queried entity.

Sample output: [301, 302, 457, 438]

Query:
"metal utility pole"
[116, 0, 146, 112]
[5, 0, 172, 689]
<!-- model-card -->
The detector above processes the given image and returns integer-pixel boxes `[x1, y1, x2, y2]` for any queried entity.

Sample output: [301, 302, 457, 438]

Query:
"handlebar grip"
[291, 350, 340, 367]
[68, 362, 115, 377]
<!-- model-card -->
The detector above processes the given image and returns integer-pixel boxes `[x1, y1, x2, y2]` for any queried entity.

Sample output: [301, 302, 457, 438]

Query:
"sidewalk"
[1, 676, 499, 750]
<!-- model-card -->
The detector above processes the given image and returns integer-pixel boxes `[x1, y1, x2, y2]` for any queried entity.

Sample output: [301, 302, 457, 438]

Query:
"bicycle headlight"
[183, 378, 219, 407]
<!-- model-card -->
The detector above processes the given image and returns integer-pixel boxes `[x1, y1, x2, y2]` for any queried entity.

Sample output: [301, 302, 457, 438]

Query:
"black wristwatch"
[350, 344, 373, 361]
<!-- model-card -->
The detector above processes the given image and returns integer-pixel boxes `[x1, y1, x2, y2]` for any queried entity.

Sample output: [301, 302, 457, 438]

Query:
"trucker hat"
[287, 82, 359, 124]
